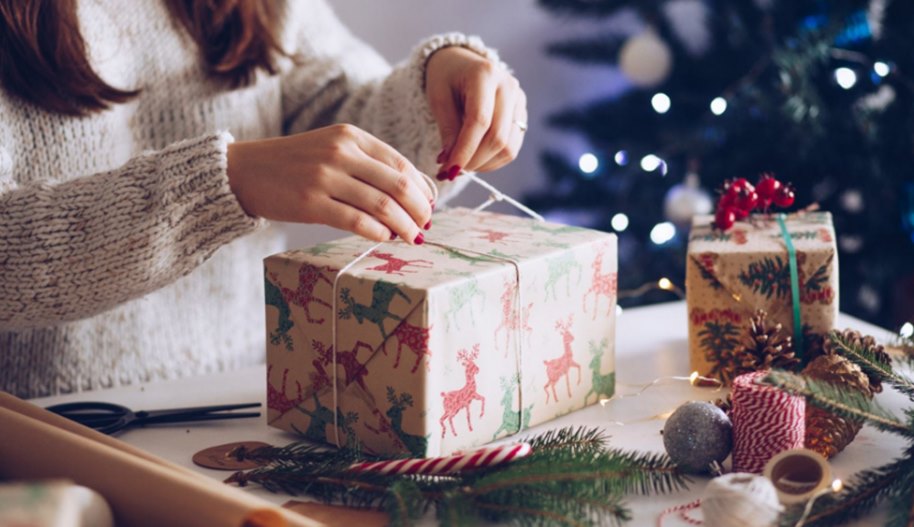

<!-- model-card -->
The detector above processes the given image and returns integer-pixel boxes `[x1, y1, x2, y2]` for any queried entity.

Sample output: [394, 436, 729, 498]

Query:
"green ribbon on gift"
[776, 213, 804, 360]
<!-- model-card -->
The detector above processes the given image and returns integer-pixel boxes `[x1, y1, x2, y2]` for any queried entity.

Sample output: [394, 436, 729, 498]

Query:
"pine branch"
[761, 370, 912, 437]
[522, 425, 609, 455]
[829, 331, 914, 399]
[228, 426, 688, 526]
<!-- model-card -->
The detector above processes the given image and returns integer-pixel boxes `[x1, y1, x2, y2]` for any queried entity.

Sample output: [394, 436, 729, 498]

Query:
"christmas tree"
[527, 0, 914, 327]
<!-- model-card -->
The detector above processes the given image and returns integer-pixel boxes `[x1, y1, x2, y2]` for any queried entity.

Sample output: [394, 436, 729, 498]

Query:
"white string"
[328, 170, 542, 446]
[467, 173, 545, 222]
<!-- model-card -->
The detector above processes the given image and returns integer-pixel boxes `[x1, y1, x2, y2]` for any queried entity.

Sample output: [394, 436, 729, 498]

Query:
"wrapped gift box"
[265, 208, 617, 457]
[686, 212, 838, 383]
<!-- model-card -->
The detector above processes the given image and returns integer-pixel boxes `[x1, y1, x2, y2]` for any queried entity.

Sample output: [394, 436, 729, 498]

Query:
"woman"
[0, 0, 527, 398]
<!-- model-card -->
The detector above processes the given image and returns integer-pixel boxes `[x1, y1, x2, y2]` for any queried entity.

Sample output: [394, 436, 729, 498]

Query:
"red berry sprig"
[714, 173, 796, 230]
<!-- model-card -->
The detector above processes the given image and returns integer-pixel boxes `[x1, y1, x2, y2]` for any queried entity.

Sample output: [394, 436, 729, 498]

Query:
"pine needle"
[761, 370, 911, 437]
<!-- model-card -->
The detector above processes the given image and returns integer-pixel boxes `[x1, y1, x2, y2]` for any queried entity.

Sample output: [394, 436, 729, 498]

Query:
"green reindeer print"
[527, 222, 585, 235]
[294, 394, 358, 446]
[544, 253, 583, 301]
[584, 338, 615, 404]
[492, 375, 533, 440]
[338, 280, 411, 339]
[264, 275, 294, 350]
[435, 245, 492, 266]
[444, 278, 486, 330]
[385, 387, 429, 456]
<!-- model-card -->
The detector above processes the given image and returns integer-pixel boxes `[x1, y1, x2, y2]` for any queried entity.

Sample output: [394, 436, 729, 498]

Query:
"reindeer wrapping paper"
[265, 208, 618, 457]
[686, 212, 838, 383]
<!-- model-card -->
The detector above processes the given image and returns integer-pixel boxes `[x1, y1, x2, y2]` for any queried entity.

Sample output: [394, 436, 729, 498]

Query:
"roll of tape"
[763, 448, 831, 505]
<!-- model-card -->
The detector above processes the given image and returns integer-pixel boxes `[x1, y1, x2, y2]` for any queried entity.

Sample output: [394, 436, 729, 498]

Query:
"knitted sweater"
[0, 0, 492, 398]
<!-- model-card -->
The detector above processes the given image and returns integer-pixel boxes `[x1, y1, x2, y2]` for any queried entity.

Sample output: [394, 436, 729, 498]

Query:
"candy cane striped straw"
[347, 442, 532, 476]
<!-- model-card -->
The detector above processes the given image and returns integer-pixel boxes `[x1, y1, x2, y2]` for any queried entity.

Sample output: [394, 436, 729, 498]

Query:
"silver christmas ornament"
[663, 172, 713, 225]
[663, 401, 733, 473]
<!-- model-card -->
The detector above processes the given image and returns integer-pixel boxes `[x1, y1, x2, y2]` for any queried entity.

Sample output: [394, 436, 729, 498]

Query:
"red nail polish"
[414, 233, 425, 245]
[389, 232, 397, 240]
[436, 171, 448, 181]
[436, 149, 448, 164]
[423, 220, 432, 230]
[447, 165, 461, 180]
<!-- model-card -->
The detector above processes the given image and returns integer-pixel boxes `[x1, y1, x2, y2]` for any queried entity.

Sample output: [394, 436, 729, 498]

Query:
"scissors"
[45, 401, 262, 435]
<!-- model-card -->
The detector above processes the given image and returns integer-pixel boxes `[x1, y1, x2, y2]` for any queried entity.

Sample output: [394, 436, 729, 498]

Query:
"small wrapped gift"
[265, 208, 617, 456]
[686, 212, 838, 384]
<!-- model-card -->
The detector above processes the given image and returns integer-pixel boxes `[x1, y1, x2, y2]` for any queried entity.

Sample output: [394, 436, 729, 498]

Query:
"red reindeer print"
[365, 250, 433, 276]
[272, 263, 335, 325]
[440, 344, 486, 438]
[582, 249, 617, 320]
[383, 321, 433, 373]
[494, 278, 533, 356]
[475, 229, 512, 243]
[543, 316, 582, 404]
[312, 340, 373, 393]
[267, 365, 305, 418]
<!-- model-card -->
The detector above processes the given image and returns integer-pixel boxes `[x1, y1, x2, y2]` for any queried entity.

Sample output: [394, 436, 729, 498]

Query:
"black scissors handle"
[46, 401, 262, 434]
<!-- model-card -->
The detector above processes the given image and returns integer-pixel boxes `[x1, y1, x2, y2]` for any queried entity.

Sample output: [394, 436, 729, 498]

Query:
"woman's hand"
[425, 46, 527, 180]
[227, 124, 434, 244]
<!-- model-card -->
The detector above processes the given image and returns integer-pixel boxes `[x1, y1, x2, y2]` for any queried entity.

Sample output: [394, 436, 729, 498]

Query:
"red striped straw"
[347, 442, 532, 476]
[731, 371, 805, 474]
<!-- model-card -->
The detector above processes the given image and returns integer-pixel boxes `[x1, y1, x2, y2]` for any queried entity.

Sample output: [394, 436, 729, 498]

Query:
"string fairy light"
[598, 370, 723, 426]
[794, 478, 843, 527]
[618, 277, 685, 300]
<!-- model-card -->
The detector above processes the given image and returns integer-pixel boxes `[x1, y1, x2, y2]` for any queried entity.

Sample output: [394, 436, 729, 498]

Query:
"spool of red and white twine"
[731, 371, 805, 474]
[347, 442, 532, 476]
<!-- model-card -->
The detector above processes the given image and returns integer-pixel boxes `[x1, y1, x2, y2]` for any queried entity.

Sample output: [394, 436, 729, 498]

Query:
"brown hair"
[0, 0, 286, 116]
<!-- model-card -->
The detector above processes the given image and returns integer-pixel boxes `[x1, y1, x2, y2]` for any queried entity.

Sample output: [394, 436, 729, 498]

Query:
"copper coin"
[192, 441, 272, 470]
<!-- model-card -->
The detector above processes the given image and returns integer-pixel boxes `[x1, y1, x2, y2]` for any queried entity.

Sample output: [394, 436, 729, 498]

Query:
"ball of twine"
[731, 371, 805, 473]
[701, 473, 783, 527]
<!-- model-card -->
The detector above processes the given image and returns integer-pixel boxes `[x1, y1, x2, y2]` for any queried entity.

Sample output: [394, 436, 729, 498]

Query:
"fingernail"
[436, 170, 448, 181]
[389, 232, 397, 240]
[430, 201, 436, 212]
[413, 233, 425, 245]
[447, 165, 461, 180]
[423, 219, 432, 230]
[436, 149, 448, 164]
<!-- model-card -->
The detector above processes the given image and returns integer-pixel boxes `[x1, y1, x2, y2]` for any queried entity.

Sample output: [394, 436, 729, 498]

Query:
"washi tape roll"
[731, 371, 805, 473]
[763, 448, 832, 505]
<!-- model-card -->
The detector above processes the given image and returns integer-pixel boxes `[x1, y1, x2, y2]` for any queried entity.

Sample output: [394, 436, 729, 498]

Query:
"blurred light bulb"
[651, 92, 671, 114]
[578, 153, 599, 174]
[611, 213, 629, 232]
[835, 67, 857, 89]
[641, 154, 662, 172]
[614, 150, 629, 166]
[658, 277, 673, 290]
[650, 222, 676, 245]
[710, 97, 727, 115]
[874, 61, 890, 77]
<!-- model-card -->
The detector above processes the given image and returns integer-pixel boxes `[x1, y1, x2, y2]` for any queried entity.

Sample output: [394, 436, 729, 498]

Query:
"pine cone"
[802, 354, 872, 458]
[713, 395, 732, 416]
[813, 329, 892, 394]
[729, 310, 801, 378]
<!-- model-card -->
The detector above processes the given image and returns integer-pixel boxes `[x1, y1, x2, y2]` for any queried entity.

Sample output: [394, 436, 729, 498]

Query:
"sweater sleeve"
[279, 0, 503, 203]
[0, 132, 262, 330]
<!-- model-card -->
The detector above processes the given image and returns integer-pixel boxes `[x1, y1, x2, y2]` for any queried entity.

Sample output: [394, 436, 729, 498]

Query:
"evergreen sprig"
[762, 370, 910, 437]
[226, 426, 689, 526]
[829, 330, 914, 399]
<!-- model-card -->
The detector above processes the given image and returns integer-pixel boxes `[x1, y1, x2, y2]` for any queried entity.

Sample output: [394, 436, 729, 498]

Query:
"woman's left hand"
[425, 46, 527, 180]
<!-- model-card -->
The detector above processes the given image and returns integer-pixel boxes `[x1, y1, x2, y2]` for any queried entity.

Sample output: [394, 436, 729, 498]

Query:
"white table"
[32, 301, 906, 526]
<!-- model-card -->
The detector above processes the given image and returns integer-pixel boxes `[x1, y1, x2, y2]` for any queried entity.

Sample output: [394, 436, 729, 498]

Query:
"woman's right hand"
[227, 124, 434, 244]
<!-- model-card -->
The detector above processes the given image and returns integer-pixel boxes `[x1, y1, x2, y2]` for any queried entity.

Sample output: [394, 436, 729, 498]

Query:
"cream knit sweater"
[0, 0, 491, 398]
